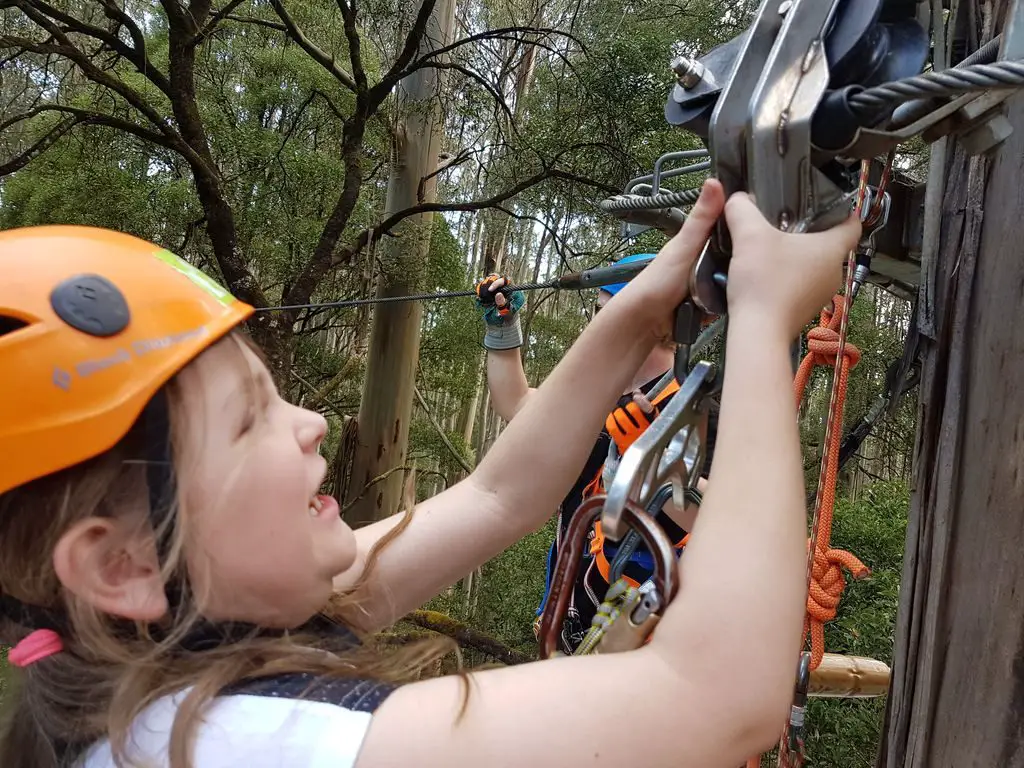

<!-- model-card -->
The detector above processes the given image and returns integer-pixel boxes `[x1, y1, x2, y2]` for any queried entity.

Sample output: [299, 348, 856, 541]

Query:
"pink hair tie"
[8, 629, 63, 668]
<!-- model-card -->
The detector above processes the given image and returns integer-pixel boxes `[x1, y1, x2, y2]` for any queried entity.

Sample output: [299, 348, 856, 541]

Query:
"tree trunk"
[878, 2, 1024, 764]
[344, 0, 456, 526]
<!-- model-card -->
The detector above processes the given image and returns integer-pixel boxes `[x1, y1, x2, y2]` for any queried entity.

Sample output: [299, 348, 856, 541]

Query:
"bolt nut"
[671, 56, 706, 89]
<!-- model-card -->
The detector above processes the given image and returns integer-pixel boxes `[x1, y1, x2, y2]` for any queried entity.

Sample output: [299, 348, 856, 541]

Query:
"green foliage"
[797, 481, 908, 765]
[0, 133, 200, 241]
[425, 516, 556, 658]
[0, 3, 919, 763]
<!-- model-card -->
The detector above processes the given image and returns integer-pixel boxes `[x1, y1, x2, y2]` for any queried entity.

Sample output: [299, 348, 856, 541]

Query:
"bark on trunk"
[878, 3, 1024, 764]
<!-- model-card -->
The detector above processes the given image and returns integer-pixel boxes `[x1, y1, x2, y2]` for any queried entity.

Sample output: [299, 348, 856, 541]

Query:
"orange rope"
[756, 160, 892, 768]
[792, 295, 871, 670]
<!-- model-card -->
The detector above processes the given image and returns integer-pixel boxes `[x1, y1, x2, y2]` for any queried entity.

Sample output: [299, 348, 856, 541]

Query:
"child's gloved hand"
[475, 274, 525, 322]
[606, 390, 658, 456]
[474, 274, 526, 350]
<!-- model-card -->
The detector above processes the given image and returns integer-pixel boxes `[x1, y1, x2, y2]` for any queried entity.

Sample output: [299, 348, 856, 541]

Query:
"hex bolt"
[671, 56, 706, 89]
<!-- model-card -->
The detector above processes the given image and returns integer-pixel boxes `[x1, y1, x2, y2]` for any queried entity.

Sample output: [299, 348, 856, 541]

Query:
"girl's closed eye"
[237, 403, 256, 437]
[236, 370, 272, 437]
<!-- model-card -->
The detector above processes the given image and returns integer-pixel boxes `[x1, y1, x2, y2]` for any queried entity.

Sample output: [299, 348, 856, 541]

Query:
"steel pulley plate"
[665, 31, 750, 130]
[665, 0, 927, 139]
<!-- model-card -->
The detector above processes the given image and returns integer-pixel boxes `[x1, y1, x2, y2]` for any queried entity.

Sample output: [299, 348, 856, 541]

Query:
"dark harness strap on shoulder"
[225, 672, 397, 714]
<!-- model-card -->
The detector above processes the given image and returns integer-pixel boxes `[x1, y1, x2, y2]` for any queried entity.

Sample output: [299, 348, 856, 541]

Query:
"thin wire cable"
[254, 280, 560, 313]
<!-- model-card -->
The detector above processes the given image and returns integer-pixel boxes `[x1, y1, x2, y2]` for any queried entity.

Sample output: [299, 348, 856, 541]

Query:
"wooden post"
[878, 2, 1024, 764]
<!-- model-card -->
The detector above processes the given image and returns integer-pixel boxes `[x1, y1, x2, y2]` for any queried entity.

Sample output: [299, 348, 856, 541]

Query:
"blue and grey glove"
[474, 273, 526, 350]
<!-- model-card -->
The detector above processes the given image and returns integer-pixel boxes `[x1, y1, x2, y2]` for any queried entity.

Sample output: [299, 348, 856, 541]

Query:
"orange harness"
[583, 377, 690, 587]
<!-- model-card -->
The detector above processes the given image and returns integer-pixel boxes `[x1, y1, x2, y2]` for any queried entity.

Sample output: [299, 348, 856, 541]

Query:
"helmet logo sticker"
[50, 274, 130, 337]
[47, 324, 211, 392]
[52, 367, 72, 391]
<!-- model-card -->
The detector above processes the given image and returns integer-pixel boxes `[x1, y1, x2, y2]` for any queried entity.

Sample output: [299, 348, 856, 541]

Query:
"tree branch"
[292, 370, 348, 420]
[404, 610, 533, 665]
[158, 0, 188, 29]
[416, 148, 476, 202]
[279, 116, 366, 312]
[368, 0, 438, 110]
[334, 167, 620, 264]
[417, 61, 514, 127]
[337, 0, 368, 93]
[12, 0, 173, 97]
[0, 28, 181, 150]
[193, 0, 250, 42]
[414, 386, 473, 473]
[2, 104, 176, 148]
[213, 13, 286, 32]
[268, 0, 357, 91]
[0, 114, 81, 176]
[339, 465, 413, 518]
[411, 26, 582, 70]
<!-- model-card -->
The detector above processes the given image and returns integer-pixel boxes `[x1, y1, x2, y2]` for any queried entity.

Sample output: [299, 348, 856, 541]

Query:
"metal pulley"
[665, 0, 929, 146]
[604, 0, 1024, 318]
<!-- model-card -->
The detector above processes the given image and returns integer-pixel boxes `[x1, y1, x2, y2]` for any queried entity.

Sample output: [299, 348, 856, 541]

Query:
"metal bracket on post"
[953, 2, 1024, 155]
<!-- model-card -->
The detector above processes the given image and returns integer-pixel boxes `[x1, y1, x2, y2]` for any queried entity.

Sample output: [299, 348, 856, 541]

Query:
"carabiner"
[601, 360, 716, 542]
[785, 651, 812, 760]
[537, 495, 679, 659]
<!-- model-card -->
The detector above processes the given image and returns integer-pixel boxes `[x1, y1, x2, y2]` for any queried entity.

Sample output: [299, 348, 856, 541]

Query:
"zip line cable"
[253, 279, 562, 313]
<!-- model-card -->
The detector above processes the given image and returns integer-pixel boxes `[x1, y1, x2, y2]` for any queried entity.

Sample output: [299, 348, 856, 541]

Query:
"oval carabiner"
[537, 495, 679, 659]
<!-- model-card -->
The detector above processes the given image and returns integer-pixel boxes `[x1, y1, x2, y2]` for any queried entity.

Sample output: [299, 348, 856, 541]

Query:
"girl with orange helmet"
[0, 179, 860, 768]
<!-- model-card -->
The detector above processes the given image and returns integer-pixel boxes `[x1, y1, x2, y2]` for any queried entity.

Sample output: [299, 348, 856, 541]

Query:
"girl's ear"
[52, 515, 168, 621]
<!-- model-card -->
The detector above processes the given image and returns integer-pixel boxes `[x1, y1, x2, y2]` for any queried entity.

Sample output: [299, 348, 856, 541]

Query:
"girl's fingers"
[811, 211, 863, 256]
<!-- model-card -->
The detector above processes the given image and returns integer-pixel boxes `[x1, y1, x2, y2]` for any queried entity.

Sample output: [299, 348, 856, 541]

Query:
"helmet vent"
[0, 315, 29, 338]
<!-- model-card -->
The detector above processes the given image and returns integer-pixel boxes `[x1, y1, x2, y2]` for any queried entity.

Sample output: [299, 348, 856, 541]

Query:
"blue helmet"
[600, 253, 657, 297]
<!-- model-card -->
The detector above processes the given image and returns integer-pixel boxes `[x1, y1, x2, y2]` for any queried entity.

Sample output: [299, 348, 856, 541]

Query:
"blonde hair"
[0, 331, 454, 768]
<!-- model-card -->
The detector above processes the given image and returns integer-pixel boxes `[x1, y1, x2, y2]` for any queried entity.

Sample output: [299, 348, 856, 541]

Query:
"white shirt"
[78, 674, 392, 768]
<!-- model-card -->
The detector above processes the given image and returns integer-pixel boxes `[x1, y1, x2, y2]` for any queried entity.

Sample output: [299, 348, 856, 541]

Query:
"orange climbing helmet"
[0, 225, 253, 497]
